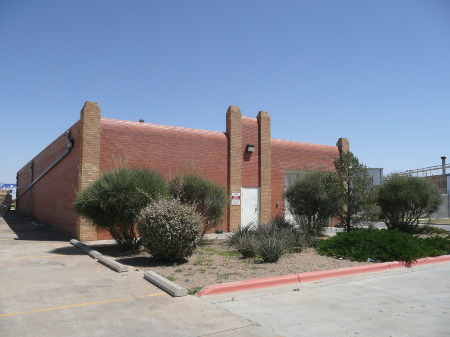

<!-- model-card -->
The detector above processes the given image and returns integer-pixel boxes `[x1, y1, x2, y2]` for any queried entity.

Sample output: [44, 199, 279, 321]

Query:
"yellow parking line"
[0, 255, 66, 260]
[28, 244, 69, 247]
[0, 292, 167, 318]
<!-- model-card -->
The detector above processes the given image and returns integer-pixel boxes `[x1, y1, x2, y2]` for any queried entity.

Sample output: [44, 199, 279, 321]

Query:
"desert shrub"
[74, 168, 168, 250]
[254, 224, 294, 262]
[377, 175, 442, 233]
[137, 199, 203, 261]
[170, 174, 227, 235]
[256, 236, 285, 263]
[269, 214, 296, 230]
[316, 228, 450, 263]
[284, 171, 339, 245]
[228, 222, 256, 246]
[229, 222, 302, 262]
[235, 232, 258, 258]
[228, 223, 258, 258]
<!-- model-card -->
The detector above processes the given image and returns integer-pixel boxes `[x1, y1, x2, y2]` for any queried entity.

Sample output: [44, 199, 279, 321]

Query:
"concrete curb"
[70, 239, 102, 259]
[70, 238, 128, 272]
[197, 274, 299, 297]
[197, 254, 450, 297]
[70, 239, 86, 250]
[81, 245, 103, 259]
[144, 271, 187, 297]
[97, 255, 128, 273]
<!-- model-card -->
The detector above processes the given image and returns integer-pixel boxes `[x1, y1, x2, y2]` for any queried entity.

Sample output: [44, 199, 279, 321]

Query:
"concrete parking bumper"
[144, 271, 188, 297]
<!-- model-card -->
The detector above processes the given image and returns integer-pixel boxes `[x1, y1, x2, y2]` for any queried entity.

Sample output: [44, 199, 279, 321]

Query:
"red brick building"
[16, 102, 349, 240]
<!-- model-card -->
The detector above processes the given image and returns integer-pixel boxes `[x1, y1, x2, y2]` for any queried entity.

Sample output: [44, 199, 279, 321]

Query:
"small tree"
[377, 175, 442, 233]
[170, 174, 227, 235]
[284, 171, 339, 245]
[74, 168, 168, 250]
[332, 152, 377, 232]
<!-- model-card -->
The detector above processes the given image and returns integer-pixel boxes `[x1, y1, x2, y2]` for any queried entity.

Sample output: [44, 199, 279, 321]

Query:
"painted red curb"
[386, 261, 405, 269]
[196, 274, 299, 297]
[414, 254, 450, 266]
[196, 255, 450, 297]
[297, 263, 391, 283]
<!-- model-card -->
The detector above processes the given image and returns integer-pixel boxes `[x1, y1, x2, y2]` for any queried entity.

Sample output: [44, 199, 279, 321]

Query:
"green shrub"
[414, 225, 449, 235]
[284, 171, 340, 245]
[74, 168, 168, 250]
[137, 199, 203, 261]
[420, 236, 450, 256]
[377, 175, 442, 233]
[170, 175, 228, 235]
[316, 228, 450, 263]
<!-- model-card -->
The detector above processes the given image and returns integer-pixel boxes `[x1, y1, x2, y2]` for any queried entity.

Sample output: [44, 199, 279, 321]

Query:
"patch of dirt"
[95, 240, 365, 292]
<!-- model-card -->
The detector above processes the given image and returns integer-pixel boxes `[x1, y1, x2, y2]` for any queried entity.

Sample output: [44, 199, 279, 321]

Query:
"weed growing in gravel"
[193, 257, 214, 266]
[188, 287, 203, 295]
[217, 273, 233, 280]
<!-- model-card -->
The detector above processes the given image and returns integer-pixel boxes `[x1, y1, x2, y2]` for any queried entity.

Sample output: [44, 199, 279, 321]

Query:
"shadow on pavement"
[115, 256, 189, 268]
[48, 246, 86, 255]
[1, 210, 71, 242]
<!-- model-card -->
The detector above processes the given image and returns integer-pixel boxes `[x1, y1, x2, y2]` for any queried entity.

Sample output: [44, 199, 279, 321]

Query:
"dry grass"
[96, 239, 365, 293]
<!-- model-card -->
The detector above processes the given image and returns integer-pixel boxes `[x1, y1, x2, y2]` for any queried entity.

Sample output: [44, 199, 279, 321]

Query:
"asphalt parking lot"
[1, 211, 450, 337]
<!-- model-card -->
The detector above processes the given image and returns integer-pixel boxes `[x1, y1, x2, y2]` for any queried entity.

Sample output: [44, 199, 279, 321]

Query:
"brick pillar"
[226, 106, 242, 231]
[76, 102, 101, 241]
[336, 138, 350, 155]
[257, 111, 271, 224]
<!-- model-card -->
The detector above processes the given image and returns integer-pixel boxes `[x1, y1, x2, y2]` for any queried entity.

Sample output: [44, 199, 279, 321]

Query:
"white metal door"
[241, 188, 260, 227]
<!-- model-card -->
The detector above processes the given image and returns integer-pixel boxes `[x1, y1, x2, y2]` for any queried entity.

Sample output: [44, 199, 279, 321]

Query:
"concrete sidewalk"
[204, 262, 450, 336]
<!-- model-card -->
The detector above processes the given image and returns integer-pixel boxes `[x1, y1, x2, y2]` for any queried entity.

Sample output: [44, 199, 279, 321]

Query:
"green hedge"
[316, 229, 450, 263]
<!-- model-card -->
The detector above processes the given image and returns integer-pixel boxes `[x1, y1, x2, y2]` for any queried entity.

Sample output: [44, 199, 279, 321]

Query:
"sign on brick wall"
[231, 193, 241, 206]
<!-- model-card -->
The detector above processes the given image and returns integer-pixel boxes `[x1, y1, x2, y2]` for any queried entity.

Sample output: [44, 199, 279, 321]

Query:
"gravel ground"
[95, 239, 365, 293]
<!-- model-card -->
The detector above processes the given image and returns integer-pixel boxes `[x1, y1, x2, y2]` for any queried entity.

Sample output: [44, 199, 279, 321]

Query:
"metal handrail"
[395, 164, 450, 177]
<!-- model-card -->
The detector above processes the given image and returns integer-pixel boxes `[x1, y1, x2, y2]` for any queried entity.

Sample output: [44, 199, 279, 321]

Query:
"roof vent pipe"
[442, 156, 447, 175]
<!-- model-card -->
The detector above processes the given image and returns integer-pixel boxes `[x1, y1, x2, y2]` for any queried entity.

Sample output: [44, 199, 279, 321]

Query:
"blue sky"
[1, 0, 449, 183]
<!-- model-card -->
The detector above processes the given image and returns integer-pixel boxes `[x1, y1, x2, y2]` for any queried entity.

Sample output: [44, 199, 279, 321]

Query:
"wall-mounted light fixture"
[246, 144, 255, 152]
[65, 130, 74, 149]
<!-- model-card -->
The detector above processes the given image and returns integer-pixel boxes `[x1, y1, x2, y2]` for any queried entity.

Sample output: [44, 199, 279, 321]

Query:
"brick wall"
[16, 101, 346, 238]
[99, 117, 229, 236]
[16, 122, 81, 236]
[241, 117, 260, 188]
[271, 139, 340, 216]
